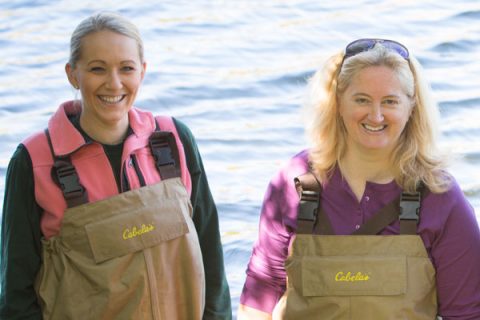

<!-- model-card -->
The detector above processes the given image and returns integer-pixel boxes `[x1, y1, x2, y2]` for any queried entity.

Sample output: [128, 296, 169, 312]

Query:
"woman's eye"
[122, 66, 135, 72]
[355, 98, 369, 104]
[90, 67, 105, 73]
[383, 99, 398, 105]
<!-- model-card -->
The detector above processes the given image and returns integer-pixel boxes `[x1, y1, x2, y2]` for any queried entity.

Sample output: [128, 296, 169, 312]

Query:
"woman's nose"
[367, 105, 384, 122]
[106, 71, 122, 89]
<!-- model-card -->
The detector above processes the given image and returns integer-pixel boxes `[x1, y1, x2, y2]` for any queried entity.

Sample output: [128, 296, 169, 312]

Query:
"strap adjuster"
[53, 159, 87, 205]
[149, 132, 176, 168]
[295, 177, 319, 221]
[399, 191, 421, 223]
[149, 130, 181, 180]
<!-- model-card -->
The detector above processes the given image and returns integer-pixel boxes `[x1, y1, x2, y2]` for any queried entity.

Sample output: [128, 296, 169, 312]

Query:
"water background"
[1, 1, 479, 317]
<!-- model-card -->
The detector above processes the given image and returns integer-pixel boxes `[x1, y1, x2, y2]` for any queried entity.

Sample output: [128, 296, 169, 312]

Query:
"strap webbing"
[294, 174, 334, 234]
[149, 130, 181, 180]
[45, 129, 88, 208]
[47, 117, 182, 208]
[295, 171, 422, 235]
[352, 197, 400, 235]
[399, 191, 421, 235]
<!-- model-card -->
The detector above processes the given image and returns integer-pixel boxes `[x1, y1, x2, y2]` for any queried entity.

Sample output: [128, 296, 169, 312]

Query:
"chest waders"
[34, 129, 205, 320]
[273, 172, 437, 320]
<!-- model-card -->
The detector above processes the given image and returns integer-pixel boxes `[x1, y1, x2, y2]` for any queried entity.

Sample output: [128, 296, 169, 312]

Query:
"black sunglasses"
[344, 38, 410, 60]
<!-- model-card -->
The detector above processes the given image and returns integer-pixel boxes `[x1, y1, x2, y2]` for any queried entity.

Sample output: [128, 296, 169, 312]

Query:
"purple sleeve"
[430, 181, 480, 319]
[240, 152, 309, 313]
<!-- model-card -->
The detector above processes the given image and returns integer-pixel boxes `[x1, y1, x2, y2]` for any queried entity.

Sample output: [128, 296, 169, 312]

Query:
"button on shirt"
[240, 150, 480, 318]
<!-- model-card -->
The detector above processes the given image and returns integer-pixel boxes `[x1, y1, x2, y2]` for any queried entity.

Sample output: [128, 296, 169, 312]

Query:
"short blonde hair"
[305, 44, 450, 193]
[69, 12, 144, 68]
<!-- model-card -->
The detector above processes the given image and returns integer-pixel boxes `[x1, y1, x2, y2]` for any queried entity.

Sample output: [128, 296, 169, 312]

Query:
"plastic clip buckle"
[298, 190, 319, 221]
[150, 132, 176, 168]
[55, 161, 85, 200]
[399, 192, 421, 223]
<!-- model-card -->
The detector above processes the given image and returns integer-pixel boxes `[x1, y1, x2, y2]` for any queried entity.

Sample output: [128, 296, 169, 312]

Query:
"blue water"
[1, 1, 479, 317]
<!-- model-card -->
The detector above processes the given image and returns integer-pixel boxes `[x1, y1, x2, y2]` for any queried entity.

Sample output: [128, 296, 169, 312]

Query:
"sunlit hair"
[68, 12, 144, 68]
[304, 44, 450, 193]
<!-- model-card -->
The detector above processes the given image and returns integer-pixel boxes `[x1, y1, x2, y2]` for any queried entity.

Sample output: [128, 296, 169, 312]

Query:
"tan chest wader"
[35, 130, 205, 320]
[273, 173, 437, 320]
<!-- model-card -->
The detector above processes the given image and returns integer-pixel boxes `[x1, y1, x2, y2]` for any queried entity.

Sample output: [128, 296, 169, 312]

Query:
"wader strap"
[149, 131, 181, 180]
[399, 191, 421, 235]
[295, 171, 422, 235]
[314, 206, 335, 235]
[352, 196, 400, 235]
[295, 172, 334, 235]
[354, 190, 422, 235]
[45, 129, 88, 208]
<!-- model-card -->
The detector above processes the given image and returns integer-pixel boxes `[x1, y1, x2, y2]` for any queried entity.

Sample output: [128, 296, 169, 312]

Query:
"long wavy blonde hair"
[304, 44, 450, 193]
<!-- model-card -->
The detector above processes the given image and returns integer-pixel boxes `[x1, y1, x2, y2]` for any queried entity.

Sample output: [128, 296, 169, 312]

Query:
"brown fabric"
[313, 207, 336, 235]
[400, 220, 418, 235]
[294, 174, 335, 235]
[352, 197, 400, 235]
[295, 172, 421, 236]
[34, 178, 205, 320]
[149, 131, 181, 180]
[274, 235, 437, 320]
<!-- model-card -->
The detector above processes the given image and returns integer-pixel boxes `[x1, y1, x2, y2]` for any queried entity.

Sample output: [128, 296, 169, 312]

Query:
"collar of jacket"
[48, 100, 156, 157]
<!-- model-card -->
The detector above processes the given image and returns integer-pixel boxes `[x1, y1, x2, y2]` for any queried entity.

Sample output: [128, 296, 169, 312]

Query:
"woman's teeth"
[363, 124, 386, 132]
[99, 95, 123, 103]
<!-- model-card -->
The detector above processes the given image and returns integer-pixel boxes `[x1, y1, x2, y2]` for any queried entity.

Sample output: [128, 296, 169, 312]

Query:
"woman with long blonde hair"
[238, 39, 480, 319]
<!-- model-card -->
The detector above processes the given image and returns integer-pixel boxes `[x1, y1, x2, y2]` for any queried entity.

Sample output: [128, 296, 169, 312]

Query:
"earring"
[73, 85, 79, 89]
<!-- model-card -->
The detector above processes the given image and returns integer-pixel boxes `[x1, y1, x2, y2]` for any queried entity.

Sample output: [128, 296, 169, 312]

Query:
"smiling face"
[338, 65, 413, 157]
[66, 29, 145, 131]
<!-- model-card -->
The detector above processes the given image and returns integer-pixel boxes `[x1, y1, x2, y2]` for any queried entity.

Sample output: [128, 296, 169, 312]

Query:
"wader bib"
[273, 172, 437, 320]
[34, 129, 205, 320]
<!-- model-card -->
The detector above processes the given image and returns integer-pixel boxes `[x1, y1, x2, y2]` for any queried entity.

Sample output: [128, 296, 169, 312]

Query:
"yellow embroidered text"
[123, 223, 155, 240]
[335, 271, 370, 282]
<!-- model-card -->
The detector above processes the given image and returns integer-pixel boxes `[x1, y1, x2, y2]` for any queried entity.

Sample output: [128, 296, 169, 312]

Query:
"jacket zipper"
[131, 155, 147, 187]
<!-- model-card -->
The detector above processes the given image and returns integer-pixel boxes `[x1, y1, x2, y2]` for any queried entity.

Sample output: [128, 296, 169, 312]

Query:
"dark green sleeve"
[173, 118, 232, 320]
[0, 144, 43, 320]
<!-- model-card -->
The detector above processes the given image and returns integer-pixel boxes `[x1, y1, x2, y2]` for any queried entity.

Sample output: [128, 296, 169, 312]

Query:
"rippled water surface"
[1, 1, 479, 317]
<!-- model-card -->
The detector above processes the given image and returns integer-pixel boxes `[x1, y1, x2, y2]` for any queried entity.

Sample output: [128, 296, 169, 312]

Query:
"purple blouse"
[240, 150, 480, 319]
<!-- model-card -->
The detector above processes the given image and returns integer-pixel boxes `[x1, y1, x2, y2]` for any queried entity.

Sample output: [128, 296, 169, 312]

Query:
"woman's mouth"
[98, 95, 125, 104]
[362, 123, 386, 132]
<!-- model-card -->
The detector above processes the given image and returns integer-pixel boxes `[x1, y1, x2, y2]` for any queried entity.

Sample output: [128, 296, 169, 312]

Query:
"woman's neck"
[339, 149, 395, 202]
[79, 113, 129, 145]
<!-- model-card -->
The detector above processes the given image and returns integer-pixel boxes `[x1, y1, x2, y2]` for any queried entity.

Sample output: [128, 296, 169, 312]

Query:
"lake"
[0, 1, 479, 317]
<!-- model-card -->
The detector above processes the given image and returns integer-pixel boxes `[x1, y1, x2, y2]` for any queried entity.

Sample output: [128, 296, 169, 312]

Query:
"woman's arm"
[173, 118, 232, 320]
[237, 303, 272, 320]
[0, 144, 43, 320]
[239, 152, 309, 315]
[430, 181, 480, 319]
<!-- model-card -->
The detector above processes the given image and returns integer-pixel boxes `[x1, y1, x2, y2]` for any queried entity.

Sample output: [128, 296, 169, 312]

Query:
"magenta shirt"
[240, 150, 480, 319]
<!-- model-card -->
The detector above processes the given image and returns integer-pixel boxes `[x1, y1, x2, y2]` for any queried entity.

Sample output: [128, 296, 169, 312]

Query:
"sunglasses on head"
[344, 38, 410, 60]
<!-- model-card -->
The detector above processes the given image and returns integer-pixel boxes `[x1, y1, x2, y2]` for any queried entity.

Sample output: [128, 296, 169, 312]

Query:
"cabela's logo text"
[335, 271, 370, 282]
[123, 223, 155, 240]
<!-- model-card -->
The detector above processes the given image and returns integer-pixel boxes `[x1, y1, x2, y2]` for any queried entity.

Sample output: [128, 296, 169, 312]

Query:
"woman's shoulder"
[280, 149, 309, 169]
[270, 149, 310, 188]
[424, 174, 474, 217]
[22, 129, 49, 147]
[427, 175, 467, 202]
[171, 117, 193, 138]
[9, 143, 32, 166]
[4, 144, 34, 188]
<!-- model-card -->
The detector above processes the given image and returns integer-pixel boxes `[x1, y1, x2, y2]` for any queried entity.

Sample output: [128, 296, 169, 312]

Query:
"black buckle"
[149, 132, 176, 168]
[54, 160, 85, 200]
[298, 190, 319, 221]
[399, 191, 420, 223]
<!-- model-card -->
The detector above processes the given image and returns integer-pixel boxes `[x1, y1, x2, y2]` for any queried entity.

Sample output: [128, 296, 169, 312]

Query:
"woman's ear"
[409, 97, 416, 117]
[337, 96, 344, 118]
[140, 61, 147, 81]
[65, 63, 79, 89]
